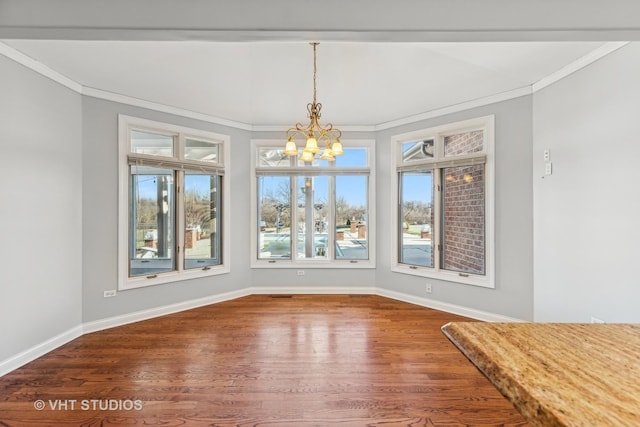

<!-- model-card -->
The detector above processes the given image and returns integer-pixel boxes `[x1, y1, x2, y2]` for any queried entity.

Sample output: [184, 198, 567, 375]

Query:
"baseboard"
[82, 288, 251, 334]
[0, 325, 84, 377]
[376, 288, 525, 323]
[2, 285, 522, 377]
[248, 286, 376, 295]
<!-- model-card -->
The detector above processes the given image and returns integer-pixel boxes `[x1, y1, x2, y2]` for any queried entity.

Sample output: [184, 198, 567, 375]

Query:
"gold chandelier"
[284, 42, 343, 162]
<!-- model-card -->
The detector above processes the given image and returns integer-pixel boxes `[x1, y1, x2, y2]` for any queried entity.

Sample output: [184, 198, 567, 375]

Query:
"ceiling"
[3, 40, 609, 127]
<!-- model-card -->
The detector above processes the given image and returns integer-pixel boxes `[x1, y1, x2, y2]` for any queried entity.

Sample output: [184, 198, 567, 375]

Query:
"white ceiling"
[4, 40, 608, 127]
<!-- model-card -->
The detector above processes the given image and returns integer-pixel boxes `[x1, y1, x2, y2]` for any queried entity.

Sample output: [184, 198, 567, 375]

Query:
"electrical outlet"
[297, 270, 305, 276]
[425, 283, 432, 294]
[103, 290, 117, 298]
[591, 317, 605, 324]
[543, 149, 550, 161]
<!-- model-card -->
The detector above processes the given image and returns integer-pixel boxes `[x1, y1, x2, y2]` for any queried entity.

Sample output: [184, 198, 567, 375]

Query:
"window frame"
[250, 139, 376, 269]
[118, 115, 230, 290]
[391, 116, 495, 288]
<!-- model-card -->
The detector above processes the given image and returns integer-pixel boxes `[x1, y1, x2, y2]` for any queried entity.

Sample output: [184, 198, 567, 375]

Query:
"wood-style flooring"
[0, 295, 528, 426]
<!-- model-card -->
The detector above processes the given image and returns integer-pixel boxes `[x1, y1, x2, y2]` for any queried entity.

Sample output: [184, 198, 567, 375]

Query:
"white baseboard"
[248, 286, 376, 295]
[376, 288, 525, 323]
[1, 285, 523, 377]
[0, 325, 84, 377]
[82, 288, 251, 334]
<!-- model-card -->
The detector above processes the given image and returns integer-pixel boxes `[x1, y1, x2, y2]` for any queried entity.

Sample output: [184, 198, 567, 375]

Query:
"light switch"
[545, 162, 552, 175]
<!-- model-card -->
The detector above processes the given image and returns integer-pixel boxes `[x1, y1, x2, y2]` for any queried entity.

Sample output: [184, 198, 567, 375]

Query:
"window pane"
[442, 164, 485, 275]
[402, 140, 434, 163]
[131, 130, 174, 157]
[258, 176, 291, 259]
[130, 168, 175, 276]
[296, 176, 329, 260]
[184, 174, 221, 269]
[185, 138, 219, 163]
[258, 148, 291, 167]
[399, 171, 434, 267]
[293, 148, 368, 168]
[335, 148, 368, 167]
[444, 130, 484, 156]
[335, 176, 368, 260]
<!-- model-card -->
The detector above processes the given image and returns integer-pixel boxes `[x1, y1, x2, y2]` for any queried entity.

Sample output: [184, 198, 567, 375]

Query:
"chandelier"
[284, 43, 343, 162]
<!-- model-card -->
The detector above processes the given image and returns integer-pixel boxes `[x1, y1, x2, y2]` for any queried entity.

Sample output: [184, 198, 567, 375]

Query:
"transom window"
[391, 116, 494, 288]
[118, 115, 230, 290]
[251, 140, 375, 268]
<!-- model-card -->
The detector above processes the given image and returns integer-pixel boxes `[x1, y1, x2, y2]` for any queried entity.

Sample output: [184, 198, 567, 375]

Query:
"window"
[392, 116, 494, 288]
[252, 140, 375, 268]
[118, 116, 229, 290]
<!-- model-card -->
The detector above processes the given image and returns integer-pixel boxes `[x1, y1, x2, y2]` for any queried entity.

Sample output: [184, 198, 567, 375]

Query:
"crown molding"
[251, 124, 377, 133]
[374, 86, 532, 131]
[81, 86, 253, 131]
[0, 41, 82, 92]
[1, 41, 631, 132]
[532, 41, 630, 93]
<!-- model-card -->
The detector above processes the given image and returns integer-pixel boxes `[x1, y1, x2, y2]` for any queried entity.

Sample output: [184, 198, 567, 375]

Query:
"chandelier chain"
[312, 42, 318, 105]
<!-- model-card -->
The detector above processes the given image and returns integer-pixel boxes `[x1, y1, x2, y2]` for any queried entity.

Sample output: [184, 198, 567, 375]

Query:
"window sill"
[251, 260, 375, 269]
[119, 265, 230, 291]
[392, 264, 494, 289]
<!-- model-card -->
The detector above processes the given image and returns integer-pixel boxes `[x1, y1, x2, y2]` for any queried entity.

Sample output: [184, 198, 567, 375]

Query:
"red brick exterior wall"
[444, 130, 484, 156]
[442, 131, 485, 275]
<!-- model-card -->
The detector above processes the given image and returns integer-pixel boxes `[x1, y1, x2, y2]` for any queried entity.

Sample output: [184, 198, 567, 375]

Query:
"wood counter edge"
[441, 322, 563, 427]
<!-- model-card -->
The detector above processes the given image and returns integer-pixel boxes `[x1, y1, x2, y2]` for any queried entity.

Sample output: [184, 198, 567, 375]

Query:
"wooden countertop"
[441, 322, 640, 427]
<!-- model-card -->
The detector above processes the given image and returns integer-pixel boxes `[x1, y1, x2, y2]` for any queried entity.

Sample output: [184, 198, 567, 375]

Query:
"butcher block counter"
[441, 322, 640, 427]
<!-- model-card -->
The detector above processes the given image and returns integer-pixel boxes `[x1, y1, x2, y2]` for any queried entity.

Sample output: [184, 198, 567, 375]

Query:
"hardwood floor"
[0, 295, 528, 426]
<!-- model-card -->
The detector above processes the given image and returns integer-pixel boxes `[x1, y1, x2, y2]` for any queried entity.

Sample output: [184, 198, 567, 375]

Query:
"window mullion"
[397, 171, 403, 263]
[176, 134, 184, 160]
[434, 168, 443, 273]
[328, 176, 335, 260]
[290, 175, 296, 263]
[176, 169, 185, 272]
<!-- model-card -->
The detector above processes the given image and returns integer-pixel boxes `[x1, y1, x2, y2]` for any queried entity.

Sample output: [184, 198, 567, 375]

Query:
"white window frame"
[250, 139, 376, 269]
[118, 115, 230, 290]
[391, 116, 495, 288]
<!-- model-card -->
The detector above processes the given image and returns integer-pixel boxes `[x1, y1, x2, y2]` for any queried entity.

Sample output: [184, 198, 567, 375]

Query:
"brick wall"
[442, 130, 485, 275]
[444, 130, 484, 156]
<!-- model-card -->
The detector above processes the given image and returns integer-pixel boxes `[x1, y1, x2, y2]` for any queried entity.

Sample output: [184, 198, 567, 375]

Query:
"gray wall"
[376, 96, 535, 321]
[81, 97, 251, 322]
[15, 40, 640, 367]
[81, 98, 535, 322]
[1, 56, 537, 368]
[533, 43, 640, 322]
[0, 56, 83, 361]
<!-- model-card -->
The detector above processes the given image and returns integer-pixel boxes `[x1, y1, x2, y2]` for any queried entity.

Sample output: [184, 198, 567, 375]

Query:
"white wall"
[0, 56, 83, 364]
[533, 42, 640, 322]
